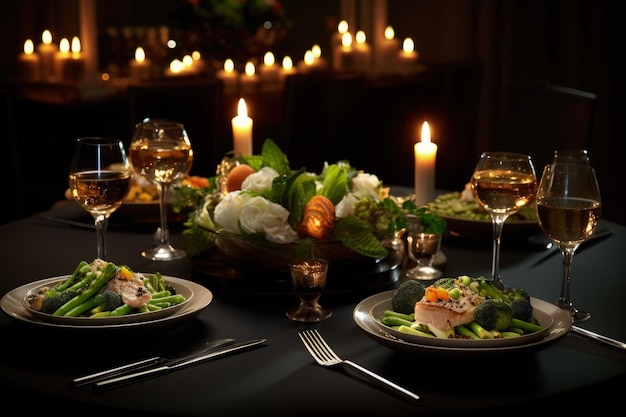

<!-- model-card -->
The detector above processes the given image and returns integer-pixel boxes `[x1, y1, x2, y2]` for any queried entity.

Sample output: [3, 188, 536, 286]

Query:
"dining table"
[1, 192, 625, 417]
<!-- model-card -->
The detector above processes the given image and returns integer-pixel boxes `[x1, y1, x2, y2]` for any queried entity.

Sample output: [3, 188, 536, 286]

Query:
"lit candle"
[414, 121, 437, 206]
[190, 50, 206, 73]
[62, 36, 86, 83]
[53, 38, 71, 82]
[333, 32, 355, 71]
[279, 56, 296, 85]
[239, 61, 259, 94]
[330, 19, 349, 66]
[37, 29, 57, 82]
[129, 46, 152, 82]
[377, 25, 399, 74]
[217, 58, 238, 94]
[310, 44, 328, 71]
[353, 30, 372, 73]
[259, 51, 280, 91]
[18, 39, 41, 82]
[232, 98, 253, 156]
[297, 49, 316, 73]
[164, 58, 185, 76]
[398, 37, 419, 74]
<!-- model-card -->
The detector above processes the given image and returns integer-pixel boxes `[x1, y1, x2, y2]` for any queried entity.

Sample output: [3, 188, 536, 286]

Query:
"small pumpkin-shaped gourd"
[297, 195, 335, 240]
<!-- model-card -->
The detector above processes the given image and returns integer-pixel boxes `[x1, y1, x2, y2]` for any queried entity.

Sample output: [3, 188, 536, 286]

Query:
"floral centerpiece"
[178, 139, 446, 268]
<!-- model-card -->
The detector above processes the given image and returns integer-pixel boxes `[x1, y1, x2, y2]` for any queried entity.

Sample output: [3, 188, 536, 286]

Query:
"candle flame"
[59, 38, 70, 54]
[421, 122, 431, 143]
[403, 38, 415, 53]
[42, 30, 52, 45]
[224, 58, 234, 73]
[341, 32, 352, 48]
[264, 51, 275, 66]
[169, 59, 184, 73]
[192, 50, 201, 60]
[312, 44, 321, 58]
[71, 36, 81, 54]
[304, 50, 315, 65]
[356, 31, 367, 45]
[244, 61, 255, 76]
[237, 98, 248, 118]
[282, 56, 293, 70]
[24, 39, 35, 55]
[135, 47, 146, 62]
[384, 25, 395, 41]
[338, 20, 348, 34]
[182, 54, 193, 68]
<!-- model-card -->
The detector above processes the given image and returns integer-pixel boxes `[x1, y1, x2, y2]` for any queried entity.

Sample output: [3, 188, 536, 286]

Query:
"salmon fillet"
[414, 287, 483, 330]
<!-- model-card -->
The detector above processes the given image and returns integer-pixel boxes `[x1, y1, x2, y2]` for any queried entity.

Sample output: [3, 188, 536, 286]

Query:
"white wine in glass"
[536, 162, 601, 323]
[129, 120, 193, 261]
[69, 137, 131, 260]
[470, 152, 537, 289]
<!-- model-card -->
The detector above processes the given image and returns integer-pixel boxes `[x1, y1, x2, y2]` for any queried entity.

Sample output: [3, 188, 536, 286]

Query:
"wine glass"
[470, 152, 537, 289]
[286, 258, 332, 322]
[129, 120, 193, 261]
[404, 215, 442, 281]
[536, 162, 601, 323]
[69, 137, 131, 260]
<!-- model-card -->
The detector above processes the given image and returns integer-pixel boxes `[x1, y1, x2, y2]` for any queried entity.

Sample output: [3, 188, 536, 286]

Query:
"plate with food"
[429, 185, 540, 239]
[353, 278, 571, 356]
[1, 260, 212, 329]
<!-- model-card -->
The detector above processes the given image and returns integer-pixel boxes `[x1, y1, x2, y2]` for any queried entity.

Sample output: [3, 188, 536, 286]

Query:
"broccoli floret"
[474, 299, 513, 331]
[40, 290, 77, 314]
[392, 280, 426, 314]
[94, 289, 123, 311]
[432, 277, 457, 290]
[505, 288, 530, 302]
[511, 298, 533, 322]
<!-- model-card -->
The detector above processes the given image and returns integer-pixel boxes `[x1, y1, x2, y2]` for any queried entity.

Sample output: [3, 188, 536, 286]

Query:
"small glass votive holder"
[286, 258, 332, 322]
[404, 215, 443, 281]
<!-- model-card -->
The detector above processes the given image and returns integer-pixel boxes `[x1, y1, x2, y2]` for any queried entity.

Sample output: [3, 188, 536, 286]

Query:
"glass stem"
[94, 214, 108, 260]
[158, 182, 169, 245]
[490, 215, 507, 290]
[557, 246, 577, 310]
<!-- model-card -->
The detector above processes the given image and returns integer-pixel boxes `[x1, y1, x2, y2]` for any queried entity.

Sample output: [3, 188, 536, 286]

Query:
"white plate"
[21, 275, 193, 326]
[353, 290, 572, 356]
[1, 276, 212, 330]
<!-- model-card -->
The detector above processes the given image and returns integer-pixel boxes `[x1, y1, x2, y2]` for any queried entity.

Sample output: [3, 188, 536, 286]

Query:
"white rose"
[241, 166, 280, 192]
[335, 193, 359, 218]
[351, 173, 383, 201]
[213, 191, 251, 233]
[239, 196, 298, 243]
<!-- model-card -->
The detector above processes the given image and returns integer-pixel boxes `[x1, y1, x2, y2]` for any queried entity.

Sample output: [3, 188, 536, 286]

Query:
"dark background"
[1, 0, 623, 225]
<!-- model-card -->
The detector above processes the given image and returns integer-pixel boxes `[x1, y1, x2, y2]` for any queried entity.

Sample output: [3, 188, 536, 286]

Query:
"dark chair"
[280, 71, 365, 171]
[500, 80, 598, 173]
[127, 79, 224, 176]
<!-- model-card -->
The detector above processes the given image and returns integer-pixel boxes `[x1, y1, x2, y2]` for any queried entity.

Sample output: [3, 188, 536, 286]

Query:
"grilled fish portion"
[413, 286, 483, 330]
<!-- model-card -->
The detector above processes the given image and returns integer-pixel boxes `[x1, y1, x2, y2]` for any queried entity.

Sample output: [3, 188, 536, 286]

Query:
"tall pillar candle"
[37, 30, 57, 82]
[18, 39, 41, 82]
[232, 98, 253, 156]
[414, 121, 437, 206]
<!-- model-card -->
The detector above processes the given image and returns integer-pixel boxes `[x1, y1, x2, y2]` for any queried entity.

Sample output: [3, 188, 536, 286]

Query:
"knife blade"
[94, 338, 267, 391]
[72, 338, 235, 387]
[571, 326, 626, 352]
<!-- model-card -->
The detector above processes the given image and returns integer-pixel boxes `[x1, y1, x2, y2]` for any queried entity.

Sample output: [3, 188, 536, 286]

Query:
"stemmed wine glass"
[470, 152, 537, 289]
[69, 137, 131, 260]
[536, 162, 601, 323]
[129, 120, 193, 261]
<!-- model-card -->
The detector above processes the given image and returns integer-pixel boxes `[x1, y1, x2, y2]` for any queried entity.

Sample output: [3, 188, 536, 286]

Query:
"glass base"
[558, 303, 592, 324]
[142, 244, 187, 261]
[286, 302, 332, 322]
[405, 265, 442, 281]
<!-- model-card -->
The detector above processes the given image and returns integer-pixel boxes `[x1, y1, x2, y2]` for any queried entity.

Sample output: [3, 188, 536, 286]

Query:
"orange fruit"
[226, 164, 255, 192]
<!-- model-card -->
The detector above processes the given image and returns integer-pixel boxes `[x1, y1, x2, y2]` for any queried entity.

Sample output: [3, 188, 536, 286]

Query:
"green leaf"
[318, 164, 349, 205]
[333, 217, 388, 258]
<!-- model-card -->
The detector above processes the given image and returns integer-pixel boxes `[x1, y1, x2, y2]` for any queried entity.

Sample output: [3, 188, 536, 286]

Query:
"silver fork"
[298, 329, 421, 403]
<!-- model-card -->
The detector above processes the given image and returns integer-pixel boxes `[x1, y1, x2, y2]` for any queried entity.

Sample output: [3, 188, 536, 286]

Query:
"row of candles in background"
[232, 96, 436, 206]
[18, 30, 87, 84]
[16, 21, 420, 89]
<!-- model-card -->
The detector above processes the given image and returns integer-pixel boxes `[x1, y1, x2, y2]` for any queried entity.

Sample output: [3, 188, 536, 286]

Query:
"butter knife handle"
[571, 326, 626, 351]
[94, 365, 171, 391]
[72, 357, 161, 387]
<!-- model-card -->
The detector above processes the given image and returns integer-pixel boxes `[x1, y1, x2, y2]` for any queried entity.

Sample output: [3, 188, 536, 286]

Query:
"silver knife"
[72, 338, 235, 387]
[94, 338, 267, 391]
[571, 326, 626, 352]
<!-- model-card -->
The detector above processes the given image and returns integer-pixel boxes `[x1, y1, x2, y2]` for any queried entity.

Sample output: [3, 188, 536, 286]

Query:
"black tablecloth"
[1, 201, 625, 416]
